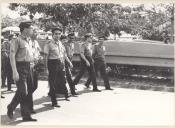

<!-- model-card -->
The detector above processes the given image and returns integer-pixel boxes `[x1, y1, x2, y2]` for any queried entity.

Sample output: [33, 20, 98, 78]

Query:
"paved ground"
[1, 80, 174, 126]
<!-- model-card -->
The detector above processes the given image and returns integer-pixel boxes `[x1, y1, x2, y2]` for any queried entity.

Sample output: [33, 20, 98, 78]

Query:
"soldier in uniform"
[1, 35, 13, 90]
[61, 33, 78, 96]
[85, 36, 113, 90]
[1, 36, 5, 98]
[28, 28, 41, 113]
[7, 21, 37, 121]
[73, 33, 101, 92]
[44, 27, 72, 107]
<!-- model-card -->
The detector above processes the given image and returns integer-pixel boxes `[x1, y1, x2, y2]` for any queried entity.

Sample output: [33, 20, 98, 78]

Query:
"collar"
[52, 39, 60, 45]
[20, 35, 30, 42]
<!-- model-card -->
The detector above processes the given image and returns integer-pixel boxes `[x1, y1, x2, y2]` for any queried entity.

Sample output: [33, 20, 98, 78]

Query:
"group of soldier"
[1, 21, 113, 122]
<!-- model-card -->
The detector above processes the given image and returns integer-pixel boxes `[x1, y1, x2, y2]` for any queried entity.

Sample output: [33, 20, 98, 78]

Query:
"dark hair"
[51, 27, 62, 34]
[19, 21, 32, 33]
[60, 35, 67, 40]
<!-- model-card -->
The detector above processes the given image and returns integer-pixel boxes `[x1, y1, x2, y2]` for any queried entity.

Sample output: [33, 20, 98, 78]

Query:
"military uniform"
[73, 41, 99, 91]
[28, 39, 41, 112]
[7, 34, 34, 120]
[44, 39, 68, 106]
[85, 43, 112, 89]
[1, 40, 13, 90]
[64, 40, 77, 95]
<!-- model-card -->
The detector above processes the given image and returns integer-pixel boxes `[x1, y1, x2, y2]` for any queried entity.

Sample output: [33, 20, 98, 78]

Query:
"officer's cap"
[68, 32, 75, 37]
[19, 21, 33, 29]
[51, 27, 62, 33]
[84, 33, 93, 38]
[98, 35, 106, 40]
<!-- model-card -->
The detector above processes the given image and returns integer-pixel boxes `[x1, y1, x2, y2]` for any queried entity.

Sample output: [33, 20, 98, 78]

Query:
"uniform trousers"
[8, 62, 33, 118]
[85, 59, 110, 89]
[73, 56, 98, 90]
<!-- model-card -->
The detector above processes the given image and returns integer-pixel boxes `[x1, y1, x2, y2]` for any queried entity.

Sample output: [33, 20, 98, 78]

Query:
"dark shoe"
[52, 103, 60, 108]
[22, 117, 37, 122]
[7, 89, 13, 91]
[71, 92, 79, 96]
[65, 98, 70, 101]
[31, 110, 36, 114]
[7, 107, 13, 119]
[1, 96, 5, 98]
[85, 85, 90, 88]
[93, 89, 101, 92]
[106, 88, 114, 90]
[65, 94, 69, 99]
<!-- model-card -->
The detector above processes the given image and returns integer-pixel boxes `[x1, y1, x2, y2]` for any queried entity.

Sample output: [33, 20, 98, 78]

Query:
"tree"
[8, 3, 173, 41]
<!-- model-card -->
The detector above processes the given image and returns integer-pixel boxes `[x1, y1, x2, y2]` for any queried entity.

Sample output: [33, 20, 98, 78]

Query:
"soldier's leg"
[1, 60, 7, 87]
[58, 62, 69, 100]
[48, 60, 58, 106]
[33, 69, 39, 92]
[26, 66, 35, 112]
[99, 62, 111, 89]
[7, 64, 31, 119]
[65, 62, 76, 95]
[85, 76, 91, 88]
[7, 58, 12, 91]
[86, 57, 100, 91]
[73, 59, 86, 86]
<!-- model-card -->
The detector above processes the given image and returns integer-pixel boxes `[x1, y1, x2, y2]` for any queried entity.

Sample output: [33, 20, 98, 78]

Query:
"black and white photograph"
[0, 1, 174, 126]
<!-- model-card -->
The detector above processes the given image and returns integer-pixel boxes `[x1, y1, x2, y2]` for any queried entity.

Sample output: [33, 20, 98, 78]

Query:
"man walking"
[61, 33, 78, 95]
[7, 21, 37, 121]
[28, 28, 41, 113]
[44, 27, 71, 107]
[73, 33, 100, 92]
[1, 35, 14, 91]
[85, 36, 113, 90]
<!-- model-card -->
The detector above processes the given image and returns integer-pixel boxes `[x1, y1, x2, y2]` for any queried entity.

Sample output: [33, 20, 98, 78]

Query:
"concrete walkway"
[1, 80, 174, 126]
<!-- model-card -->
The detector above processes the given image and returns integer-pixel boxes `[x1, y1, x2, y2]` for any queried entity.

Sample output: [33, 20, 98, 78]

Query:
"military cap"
[84, 33, 93, 38]
[60, 35, 67, 40]
[68, 32, 75, 37]
[98, 35, 106, 40]
[51, 27, 62, 33]
[19, 21, 33, 29]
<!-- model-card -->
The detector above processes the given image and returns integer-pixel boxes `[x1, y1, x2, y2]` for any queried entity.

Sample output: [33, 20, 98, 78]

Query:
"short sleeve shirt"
[10, 35, 33, 62]
[64, 41, 74, 59]
[2, 41, 11, 55]
[80, 42, 92, 57]
[44, 40, 66, 62]
[93, 44, 106, 61]
[30, 40, 41, 61]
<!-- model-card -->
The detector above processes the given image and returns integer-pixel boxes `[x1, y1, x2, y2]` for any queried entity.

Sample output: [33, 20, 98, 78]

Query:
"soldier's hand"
[86, 61, 90, 67]
[13, 71, 19, 82]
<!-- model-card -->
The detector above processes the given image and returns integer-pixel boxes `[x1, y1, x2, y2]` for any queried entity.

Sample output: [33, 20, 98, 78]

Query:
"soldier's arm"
[79, 44, 90, 66]
[10, 39, 19, 81]
[65, 54, 73, 68]
[43, 43, 49, 70]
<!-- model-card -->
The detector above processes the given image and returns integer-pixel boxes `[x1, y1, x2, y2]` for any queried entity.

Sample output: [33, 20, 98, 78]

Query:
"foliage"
[7, 3, 174, 41]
